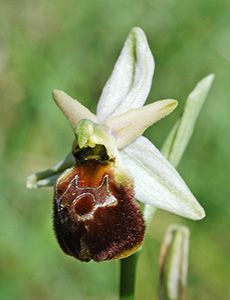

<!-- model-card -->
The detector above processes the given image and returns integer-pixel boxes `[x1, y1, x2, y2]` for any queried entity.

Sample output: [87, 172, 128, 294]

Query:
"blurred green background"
[0, 0, 229, 299]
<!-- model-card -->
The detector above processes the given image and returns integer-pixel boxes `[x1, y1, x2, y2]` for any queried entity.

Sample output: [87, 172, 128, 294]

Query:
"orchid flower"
[27, 27, 205, 262]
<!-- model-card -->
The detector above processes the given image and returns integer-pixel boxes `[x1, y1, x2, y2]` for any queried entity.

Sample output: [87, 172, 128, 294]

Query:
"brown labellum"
[53, 159, 145, 262]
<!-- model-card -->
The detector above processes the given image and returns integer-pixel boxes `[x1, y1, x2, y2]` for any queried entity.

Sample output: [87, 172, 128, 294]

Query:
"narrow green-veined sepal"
[161, 74, 215, 167]
[26, 152, 74, 189]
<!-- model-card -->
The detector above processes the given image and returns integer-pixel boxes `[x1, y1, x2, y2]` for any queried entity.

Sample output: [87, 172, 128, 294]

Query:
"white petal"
[52, 89, 97, 130]
[96, 27, 154, 123]
[106, 99, 178, 148]
[119, 136, 205, 220]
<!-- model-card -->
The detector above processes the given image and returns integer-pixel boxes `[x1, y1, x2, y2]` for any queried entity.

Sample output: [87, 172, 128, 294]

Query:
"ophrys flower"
[27, 27, 205, 262]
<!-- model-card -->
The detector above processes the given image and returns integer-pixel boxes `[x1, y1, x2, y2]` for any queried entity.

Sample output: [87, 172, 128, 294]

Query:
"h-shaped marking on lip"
[59, 173, 110, 200]
[58, 173, 118, 219]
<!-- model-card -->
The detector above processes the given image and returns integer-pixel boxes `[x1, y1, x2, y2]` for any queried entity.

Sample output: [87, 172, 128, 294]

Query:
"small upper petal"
[52, 89, 98, 130]
[106, 99, 178, 148]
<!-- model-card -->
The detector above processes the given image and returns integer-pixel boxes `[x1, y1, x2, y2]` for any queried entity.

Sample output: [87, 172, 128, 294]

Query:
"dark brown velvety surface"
[53, 159, 145, 262]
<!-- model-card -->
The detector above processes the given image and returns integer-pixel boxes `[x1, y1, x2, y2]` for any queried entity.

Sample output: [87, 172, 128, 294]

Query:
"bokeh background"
[0, 0, 229, 299]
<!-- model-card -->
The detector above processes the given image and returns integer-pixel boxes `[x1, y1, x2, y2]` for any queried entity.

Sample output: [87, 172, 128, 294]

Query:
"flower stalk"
[120, 253, 139, 300]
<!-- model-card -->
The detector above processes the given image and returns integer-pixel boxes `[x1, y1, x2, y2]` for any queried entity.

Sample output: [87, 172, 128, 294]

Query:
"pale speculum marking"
[59, 174, 118, 221]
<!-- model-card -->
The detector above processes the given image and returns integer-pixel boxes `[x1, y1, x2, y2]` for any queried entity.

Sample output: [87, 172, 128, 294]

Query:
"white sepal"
[119, 136, 205, 220]
[161, 74, 215, 167]
[52, 89, 98, 130]
[97, 27, 154, 123]
[28, 174, 60, 188]
[106, 99, 178, 148]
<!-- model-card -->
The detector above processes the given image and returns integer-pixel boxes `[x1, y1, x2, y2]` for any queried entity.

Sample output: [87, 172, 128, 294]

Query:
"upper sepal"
[96, 27, 154, 123]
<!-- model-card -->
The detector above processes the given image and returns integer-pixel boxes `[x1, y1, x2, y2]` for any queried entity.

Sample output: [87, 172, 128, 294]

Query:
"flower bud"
[159, 224, 190, 300]
[53, 156, 145, 262]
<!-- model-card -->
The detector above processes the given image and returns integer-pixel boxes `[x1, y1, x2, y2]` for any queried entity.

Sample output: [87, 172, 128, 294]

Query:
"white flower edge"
[119, 136, 205, 220]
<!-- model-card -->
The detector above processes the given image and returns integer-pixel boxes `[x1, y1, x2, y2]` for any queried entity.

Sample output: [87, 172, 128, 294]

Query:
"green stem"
[119, 252, 139, 300]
